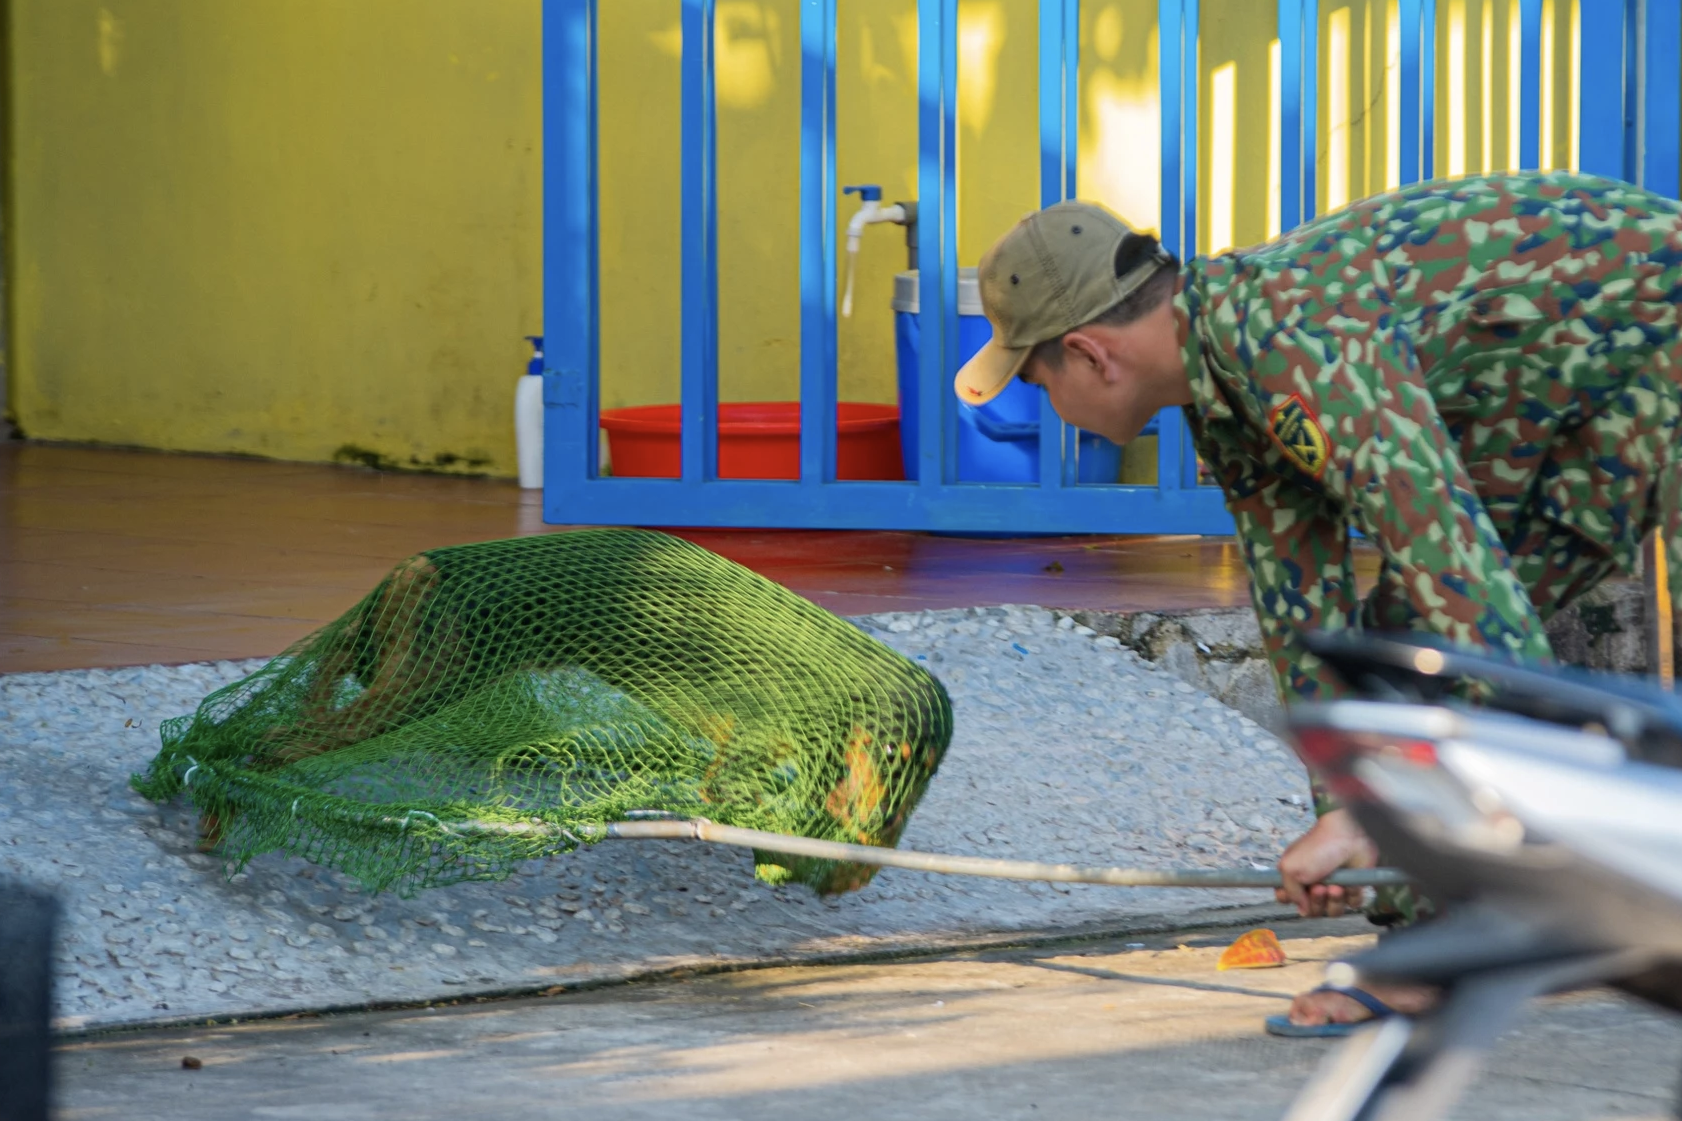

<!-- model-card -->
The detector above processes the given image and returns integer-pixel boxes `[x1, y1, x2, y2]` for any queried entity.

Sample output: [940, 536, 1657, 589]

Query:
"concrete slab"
[55, 923, 1682, 1121]
[5, 607, 1323, 1031]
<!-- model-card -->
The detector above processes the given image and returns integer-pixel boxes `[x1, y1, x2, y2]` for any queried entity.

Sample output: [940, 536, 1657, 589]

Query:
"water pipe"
[842, 184, 914, 318]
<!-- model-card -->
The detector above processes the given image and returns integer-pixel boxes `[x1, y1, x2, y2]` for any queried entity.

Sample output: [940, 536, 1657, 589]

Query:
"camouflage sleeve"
[1223, 470, 1362, 707]
[1225, 306, 1553, 814]
[1219, 468, 1363, 816]
[1268, 305, 1553, 668]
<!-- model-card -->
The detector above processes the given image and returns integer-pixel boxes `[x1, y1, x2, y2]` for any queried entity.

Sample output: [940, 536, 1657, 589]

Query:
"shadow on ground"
[55, 927, 1682, 1121]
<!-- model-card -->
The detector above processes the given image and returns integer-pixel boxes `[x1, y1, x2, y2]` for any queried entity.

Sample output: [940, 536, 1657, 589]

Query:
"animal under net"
[133, 530, 953, 897]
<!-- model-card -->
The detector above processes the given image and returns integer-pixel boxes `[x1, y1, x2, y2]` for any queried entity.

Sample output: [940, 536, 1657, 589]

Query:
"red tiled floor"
[0, 442, 1379, 673]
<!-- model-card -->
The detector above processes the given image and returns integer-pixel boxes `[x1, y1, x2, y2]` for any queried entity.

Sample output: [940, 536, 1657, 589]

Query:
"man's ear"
[1061, 330, 1107, 373]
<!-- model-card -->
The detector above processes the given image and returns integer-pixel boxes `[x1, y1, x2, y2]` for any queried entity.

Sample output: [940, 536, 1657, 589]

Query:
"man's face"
[1019, 327, 1169, 446]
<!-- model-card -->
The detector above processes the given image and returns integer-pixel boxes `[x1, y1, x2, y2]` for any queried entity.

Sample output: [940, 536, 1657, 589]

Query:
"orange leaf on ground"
[1216, 928, 1287, 970]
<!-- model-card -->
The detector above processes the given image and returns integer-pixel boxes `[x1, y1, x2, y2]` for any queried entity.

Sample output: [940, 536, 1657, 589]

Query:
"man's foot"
[1286, 980, 1437, 1028]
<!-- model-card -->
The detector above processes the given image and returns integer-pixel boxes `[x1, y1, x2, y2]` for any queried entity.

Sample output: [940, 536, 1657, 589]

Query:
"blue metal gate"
[542, 0, 1680, 533]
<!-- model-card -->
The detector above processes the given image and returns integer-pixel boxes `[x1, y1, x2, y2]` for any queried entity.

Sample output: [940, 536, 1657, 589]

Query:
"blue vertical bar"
[1038, 1, 1064, 205]
[1178, 0, 1202, 491]
[1519, 0, 1542, 169]
[1156, 0, 1180, 495]
[1156, 0, 1194, 492]
[1279, 0, 1303, 231]
[1183, 0, 1199, 257]
[1037, 0, 1081, 488]
[1622, 0, 1640, 184]
[1578, 0, 1627, 177]
[1644, 0, 1681, 194]
[1065, 0, 1080, 196]
[1303, 0, 1318, 215]
[1037, 0, 1063, 489]
[1177, 0, 1204, 488]
[1621, 0, 1634, 180]
[1060, 425, 1081, 489]
[917, 0, 958, 488]
[942, 0, 959, 487]
[1159, 0, 1184, 256]
[1155, 410, 1192, 494]
[1179, 410, 1201, 487]
[681, 0, 719, 483]
[1400, 0, 1423, 184]
[543, 0, 598, 508]
[799, 0, 838, 484]
[1178, 0, 1202, 490]
[1038, 0, 1080, 204]
[1062, 0, 1081, 485]
[1422, 0, 1436, 179]
[1038, 385, 1065, 489]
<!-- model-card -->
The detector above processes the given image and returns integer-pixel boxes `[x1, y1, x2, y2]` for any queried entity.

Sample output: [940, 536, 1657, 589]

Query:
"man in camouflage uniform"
[954, 172, 1682, 1030]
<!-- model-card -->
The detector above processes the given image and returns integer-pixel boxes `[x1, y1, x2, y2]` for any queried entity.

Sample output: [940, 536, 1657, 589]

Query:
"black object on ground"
[0, 880, 57, 1121]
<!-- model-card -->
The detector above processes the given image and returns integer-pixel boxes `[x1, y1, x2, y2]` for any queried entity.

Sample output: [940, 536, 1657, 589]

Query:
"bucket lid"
[891, 268, 983, 316]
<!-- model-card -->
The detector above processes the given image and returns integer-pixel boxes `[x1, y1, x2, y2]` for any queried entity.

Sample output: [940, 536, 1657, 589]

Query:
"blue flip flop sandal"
[1264, 985, 1401, 1038]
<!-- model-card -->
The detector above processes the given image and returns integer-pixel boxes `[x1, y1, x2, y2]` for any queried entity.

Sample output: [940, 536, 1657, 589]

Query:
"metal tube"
[586, 819, 1412, 890]
[208, 758, 1409, 891]
[417, 814, 1410, 888]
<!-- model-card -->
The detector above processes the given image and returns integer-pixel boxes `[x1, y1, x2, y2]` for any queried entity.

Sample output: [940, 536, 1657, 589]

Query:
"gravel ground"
[0, 606, 1316, 1031]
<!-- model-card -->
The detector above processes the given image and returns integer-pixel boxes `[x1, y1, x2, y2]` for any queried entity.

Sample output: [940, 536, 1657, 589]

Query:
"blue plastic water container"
[891, 268, 1138, 483]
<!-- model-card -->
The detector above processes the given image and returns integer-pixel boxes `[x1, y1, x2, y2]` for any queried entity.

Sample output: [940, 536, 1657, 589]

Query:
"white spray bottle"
[515, 335, 545, 490]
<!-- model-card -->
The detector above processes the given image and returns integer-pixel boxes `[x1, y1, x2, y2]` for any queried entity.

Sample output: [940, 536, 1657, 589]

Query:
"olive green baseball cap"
[954, 200, 1168, 406]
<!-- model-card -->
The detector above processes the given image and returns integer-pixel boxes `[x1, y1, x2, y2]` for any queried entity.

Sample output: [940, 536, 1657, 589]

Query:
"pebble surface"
[0, 606, 1314, 1029]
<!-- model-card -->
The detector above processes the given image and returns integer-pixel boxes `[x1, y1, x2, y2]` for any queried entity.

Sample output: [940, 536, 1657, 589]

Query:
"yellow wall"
[8, 1, 544, 474]
[598, 3, 683, 412]
[834, 1, 918, 404]
[715, 1, 802, 404]
[1318, 0, 1397, 216]
[1430, 0, 1578, 182]
[1078, 2, 1161, 230]
[599, 0, 1044, 413]
[9, 0, 1053, 467]
[1311, 0, 1580, 216]
[954, 2, 1041, 265]
[1201, 0, 1277, 251]
[10, 0, 1587, 473]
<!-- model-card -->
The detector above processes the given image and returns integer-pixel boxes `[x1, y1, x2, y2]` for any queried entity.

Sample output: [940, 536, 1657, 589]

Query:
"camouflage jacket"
[1177, 172, 1682, 707]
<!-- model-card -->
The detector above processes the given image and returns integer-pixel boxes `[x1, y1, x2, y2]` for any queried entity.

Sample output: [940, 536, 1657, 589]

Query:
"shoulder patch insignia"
[1268, 394, 1330, 479]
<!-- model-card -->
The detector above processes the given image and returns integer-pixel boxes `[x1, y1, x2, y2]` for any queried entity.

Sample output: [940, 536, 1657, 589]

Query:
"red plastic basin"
[600, 402, 904, 481]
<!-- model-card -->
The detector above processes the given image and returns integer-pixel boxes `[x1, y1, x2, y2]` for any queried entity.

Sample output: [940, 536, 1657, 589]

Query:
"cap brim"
[953, 339, 1032, 407]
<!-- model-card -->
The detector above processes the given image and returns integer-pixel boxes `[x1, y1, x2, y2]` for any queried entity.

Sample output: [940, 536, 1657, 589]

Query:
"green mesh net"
[133, 529, 953, 897]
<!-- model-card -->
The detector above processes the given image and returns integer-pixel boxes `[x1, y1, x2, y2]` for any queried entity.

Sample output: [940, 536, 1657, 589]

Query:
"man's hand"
[1276, 808, 1380, 917]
